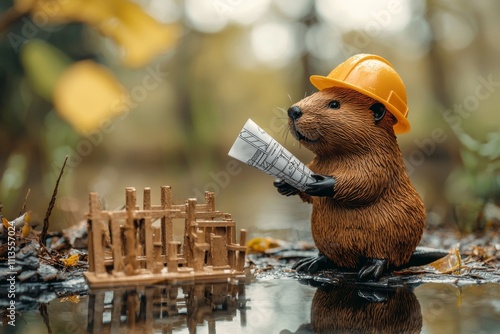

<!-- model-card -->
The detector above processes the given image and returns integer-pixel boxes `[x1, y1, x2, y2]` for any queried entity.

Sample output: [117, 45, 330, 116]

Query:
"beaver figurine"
[274, 54, 429, 281]
[284, 283, 422, 333]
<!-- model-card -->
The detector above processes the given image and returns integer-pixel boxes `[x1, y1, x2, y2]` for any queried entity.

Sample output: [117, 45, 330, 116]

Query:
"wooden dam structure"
[84, 186, 247, 287]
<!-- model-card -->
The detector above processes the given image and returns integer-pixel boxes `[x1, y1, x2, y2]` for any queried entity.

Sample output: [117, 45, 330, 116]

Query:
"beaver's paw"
[273, 178, 300, 196]
[304, 174, 335, 197]
[292, 253, 334, 274]
[358, 258, 387, 282]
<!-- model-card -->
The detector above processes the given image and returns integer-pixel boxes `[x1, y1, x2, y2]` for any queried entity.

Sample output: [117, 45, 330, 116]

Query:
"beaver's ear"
[369, 103, 386, 123]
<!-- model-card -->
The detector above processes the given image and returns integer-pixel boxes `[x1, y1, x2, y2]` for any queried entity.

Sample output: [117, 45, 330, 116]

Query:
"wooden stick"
[19, 188, 31, 216]
[40, 156, 68, 246]
[125, 188, 137, 274]
[160, 186, 171, 257]
[143, 187, 154, 271]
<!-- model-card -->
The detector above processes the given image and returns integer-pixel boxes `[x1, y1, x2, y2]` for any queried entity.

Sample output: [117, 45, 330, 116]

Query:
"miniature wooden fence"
[87, 282, 246, 333]
[85, 186, 247, 286]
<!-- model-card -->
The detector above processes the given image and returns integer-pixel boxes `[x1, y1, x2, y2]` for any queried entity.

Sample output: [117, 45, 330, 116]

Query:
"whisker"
[276, 107, 287, 115]
[287, 93, 292, 103]
[282, 125, 290, 141]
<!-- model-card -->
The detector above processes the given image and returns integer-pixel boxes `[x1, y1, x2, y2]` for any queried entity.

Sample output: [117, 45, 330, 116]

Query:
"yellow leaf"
[428, 248, 462, 274]
[16, 0, 179, 67]
[60, 295, 81, 303]
[2, 217, 10, 230]
[53, 60, 129, 133]
[61, 254, 80, 267]
[21, 223, 31, 238]
[13, 0, 36, 12]
[246, 237, 281, 253]
[3, 211, 31, 232]
[105, 2, 179, 67]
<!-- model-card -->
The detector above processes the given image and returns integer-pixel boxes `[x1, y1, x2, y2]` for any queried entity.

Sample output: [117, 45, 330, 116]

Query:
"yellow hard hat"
[310, 54, 410, 134]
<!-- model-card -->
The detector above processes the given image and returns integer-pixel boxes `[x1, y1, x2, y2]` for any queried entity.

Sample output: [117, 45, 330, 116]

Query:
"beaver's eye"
[328, 100, 340, 109]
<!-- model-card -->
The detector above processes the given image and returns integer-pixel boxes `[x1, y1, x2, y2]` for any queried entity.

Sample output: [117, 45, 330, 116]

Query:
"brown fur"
[290, 87, 425, 268]
[310, 285, 422, 333]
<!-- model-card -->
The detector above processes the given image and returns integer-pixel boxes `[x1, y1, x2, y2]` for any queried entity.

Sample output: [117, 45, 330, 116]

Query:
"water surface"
[9, 280, 500, 333]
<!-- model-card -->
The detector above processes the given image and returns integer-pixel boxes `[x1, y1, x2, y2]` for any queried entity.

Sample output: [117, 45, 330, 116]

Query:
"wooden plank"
[143, 188, 154, 271]
[195, 212, 230, 219]
[151, 203, 185, 211]
[88, 192, 100, 218]
[195, 221, 236, 228]
[210, 234, 228, 267]
[137, 220, 144, 264]
[231, 224, 236, 245]
[87, 192, 100, 272]
[144, 287, 154, 331]
[226, 245, 247, 252]
[184, 199, 197, 267]
[125, 187, 137, 274]
[91, 290, 105, 333]
[194, 230, 209, 272]
[95, 210, 180, 220]
[228, 248, 235, 268]
[110, 289, 122, 333]
[92, 217, 105, 274]
[110, 214, 123, 273]
[143, 187, 151, 210]
[127, 292, 137, 328]
[205, 191, 215, 212]
[161, 186, 172, 257]
[168, 241, 180, 273]
[120, 226, 127, 256]
[153, 244, 163, 273]
[152, 226, 160, 243]
[84, 268, 244, 288]
[237, 229, 247, 271]
[195, 204, 208, 211]
[144, 219, 153, 271]
[215, 226, 226, 242]
[92, 209, 230, 221]
[239, 229, 247, 247]
[87, 219, 94, 272]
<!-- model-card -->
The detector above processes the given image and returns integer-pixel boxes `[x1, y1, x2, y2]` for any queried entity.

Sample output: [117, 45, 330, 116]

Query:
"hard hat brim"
[310, 75, 411, 134]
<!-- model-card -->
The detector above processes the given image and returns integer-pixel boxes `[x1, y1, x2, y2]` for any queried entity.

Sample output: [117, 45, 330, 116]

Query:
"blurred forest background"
[0, 0, 499, 238]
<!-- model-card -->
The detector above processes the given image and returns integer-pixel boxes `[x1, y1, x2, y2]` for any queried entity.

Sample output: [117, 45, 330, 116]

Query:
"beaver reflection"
[286, 283, 422, 334]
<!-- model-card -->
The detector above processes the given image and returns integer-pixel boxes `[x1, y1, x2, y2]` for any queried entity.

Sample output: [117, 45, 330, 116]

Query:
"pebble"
[18, 270, 37, 282]
[38, 263, 59, 281]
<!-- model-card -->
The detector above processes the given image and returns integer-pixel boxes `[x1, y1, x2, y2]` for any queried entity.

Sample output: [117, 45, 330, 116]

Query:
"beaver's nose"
[288, 106, 302, 120]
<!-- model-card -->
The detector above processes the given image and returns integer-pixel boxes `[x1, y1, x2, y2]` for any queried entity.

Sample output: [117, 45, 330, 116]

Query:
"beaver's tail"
[400, 246, 449, 268]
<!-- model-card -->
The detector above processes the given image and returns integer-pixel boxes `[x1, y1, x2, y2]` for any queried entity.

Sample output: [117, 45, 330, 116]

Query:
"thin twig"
[38, 239, 52, 257]
[39, 303, 52, 334]
[40, 156, 68, 246]
[19, 188, 31, 216]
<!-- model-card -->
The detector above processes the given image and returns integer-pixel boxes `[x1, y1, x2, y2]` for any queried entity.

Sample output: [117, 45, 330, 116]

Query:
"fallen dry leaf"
[428, 248, 462, 274]
[60, 253, 80, 267]
[60, 295, 81, 303]
[246, 237, 281, 253]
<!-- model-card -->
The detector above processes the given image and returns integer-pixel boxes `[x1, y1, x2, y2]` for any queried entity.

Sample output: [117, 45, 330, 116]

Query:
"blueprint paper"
[228, 119, 315, 191]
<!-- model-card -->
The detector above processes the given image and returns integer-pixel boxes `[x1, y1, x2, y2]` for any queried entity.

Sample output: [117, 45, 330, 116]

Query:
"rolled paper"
[228, 119, 315, 191]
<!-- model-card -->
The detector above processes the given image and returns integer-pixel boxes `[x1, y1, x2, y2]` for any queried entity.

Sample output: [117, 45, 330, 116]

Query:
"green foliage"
[20, 39, 71, 101]
[446, 129, 500, 232]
